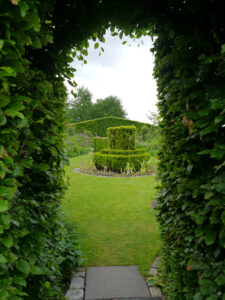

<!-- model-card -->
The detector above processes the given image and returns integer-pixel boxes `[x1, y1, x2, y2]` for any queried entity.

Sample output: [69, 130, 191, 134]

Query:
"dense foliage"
[67, 116, 151, 136]
[92, 137, 109, 152]
[1, 0, 224, 299]
[151, 2, 225, 299]
[66, 87, 126, 122]
[108, 126, 136, 150]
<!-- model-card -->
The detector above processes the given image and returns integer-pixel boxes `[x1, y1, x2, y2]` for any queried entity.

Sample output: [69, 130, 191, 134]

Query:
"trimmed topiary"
[93, 137, 109, 152]
[101, 149, 145, 155]
[108, 125, 136, 150]
[94, 125, 150, 172]
[94, 152, 150, 172]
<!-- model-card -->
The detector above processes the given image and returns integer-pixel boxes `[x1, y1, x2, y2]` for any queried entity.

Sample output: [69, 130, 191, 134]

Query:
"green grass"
[62, 155, 162, 275]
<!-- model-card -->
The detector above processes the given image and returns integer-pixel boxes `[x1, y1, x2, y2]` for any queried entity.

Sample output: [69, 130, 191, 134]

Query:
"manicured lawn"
[62, 155, 162, 275]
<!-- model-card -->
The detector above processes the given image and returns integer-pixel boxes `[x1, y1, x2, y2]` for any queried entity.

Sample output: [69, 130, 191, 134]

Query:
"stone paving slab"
[66, 289, 84, 300]
[85, 266, 151, 300]
[70, 277, 85, 289]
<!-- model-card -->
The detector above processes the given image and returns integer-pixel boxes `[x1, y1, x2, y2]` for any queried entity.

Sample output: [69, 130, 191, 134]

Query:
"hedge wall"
[66, 117, 151, 136]
[1, 0, 225, 299]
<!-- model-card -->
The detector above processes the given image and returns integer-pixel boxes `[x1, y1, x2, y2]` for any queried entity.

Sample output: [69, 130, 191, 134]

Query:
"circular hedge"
[93, 151, 150, 172]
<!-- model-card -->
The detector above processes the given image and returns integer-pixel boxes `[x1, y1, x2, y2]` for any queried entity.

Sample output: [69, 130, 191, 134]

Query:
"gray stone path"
[65, 262, 163, 300]
[85, 266, 150, 300]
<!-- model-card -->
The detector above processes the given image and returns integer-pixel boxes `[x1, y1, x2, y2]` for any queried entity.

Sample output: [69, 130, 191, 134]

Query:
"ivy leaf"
[193, 292, 202, 300]
[205, 231, 216, 245]
[26, 13, 41, 32]
[82, 49, 88, 56]
[30, 265, 44, 275]
[0, 66, 16, 77]
[215, 275, 225, 286]
[0, 199, 9, 212]
[0, 254, 8, 264]
[221, 44, 225, 54]
[19, 1, 29, 17]
[5, 103, 24, 117]
[0, 235, 13, 248]
[94, 42, 99, 49]
[16, 259, 31, 274]
[0, 39, 4, 51]
[14, 276, 27, 287]
[0, 95, 10, 108]
[0, 109, 7, 126]
[204, 191, 214, 199]
[16, 117, 28, 128]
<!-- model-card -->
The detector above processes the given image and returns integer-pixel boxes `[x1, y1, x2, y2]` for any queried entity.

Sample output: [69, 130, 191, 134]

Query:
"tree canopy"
[67, 87, 127, 122]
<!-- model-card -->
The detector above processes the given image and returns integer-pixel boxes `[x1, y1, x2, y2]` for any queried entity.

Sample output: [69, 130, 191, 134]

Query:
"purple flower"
[76, 139, 80, 142]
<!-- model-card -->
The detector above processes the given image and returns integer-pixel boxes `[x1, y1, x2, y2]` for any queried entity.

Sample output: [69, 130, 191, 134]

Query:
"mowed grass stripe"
[62, 155, 162, 275]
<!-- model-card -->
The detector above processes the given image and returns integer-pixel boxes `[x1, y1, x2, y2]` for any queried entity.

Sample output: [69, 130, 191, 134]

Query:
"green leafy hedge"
[108, 126, 136, 150]
[101, 149, 145, 155]
[152, 3, 225, 299]
[1, 0, 224, 299]
[66, 117, 151, 136]
[93, 137, 109, 152]
[93, 152, 150, 172]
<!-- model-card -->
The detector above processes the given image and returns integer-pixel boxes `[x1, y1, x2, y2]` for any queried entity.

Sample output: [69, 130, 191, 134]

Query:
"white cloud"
[65, 31, 158, 123]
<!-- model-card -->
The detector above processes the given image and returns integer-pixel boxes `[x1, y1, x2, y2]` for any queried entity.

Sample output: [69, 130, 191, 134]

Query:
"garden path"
[65, 261, 163, 300]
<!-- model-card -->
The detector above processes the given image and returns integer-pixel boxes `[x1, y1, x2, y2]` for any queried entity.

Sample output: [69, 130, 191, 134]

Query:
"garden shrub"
[93, 152, 150, 172]
[101, 149, 145, 155]
[94, 126, 149, 172]
[93, 137, 109, 152]
[108, 126, 136, 150]
[66, 117, 151, 136]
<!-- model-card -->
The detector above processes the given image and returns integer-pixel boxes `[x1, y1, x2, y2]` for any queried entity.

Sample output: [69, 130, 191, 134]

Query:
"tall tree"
[69, 87, 93, 122]
[91, 96, 127, 119]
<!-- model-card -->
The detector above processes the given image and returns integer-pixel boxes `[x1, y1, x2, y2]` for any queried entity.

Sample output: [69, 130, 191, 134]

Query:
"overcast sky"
[65, 30, 158, 123]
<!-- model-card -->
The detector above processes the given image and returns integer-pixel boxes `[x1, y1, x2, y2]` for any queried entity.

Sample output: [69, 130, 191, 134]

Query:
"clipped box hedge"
[108, 126, 136, 150]
[93, 152, 150, 172]
[101, 149, 145, 155]
[66, 117, 152, 136]
[93, 137, 109, 152]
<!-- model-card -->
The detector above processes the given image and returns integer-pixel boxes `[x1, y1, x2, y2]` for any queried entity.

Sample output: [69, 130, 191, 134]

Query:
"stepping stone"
[85, 266, 151, 300]
[66, 289, 84, 300]
[70, 277, 85, 289]
[76, 271, 86, 277]
[77, 267, 86, 272]
[149, 287, 162, 298]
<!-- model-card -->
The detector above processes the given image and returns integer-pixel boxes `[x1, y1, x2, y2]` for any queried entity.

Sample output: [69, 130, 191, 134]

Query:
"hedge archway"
[0, 1, 224, 299]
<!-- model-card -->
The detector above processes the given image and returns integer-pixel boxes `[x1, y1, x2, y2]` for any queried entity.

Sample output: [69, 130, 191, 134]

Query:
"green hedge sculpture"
[93, 137, 109, 152]
[93, 126, 149, 172]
